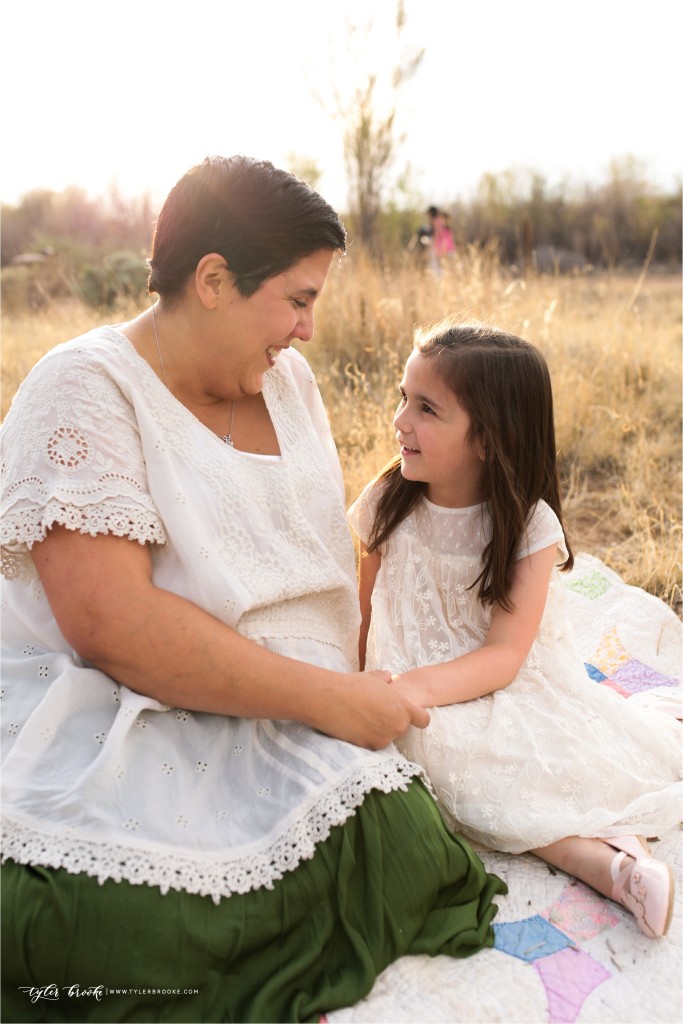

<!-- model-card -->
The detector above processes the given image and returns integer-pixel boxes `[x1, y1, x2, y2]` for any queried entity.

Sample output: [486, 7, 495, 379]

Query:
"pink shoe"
[609, 848, 674, 938]
[603, 834, 652, 858]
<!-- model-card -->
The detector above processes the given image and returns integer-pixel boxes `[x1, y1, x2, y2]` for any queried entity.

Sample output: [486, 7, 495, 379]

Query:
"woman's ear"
[195, 253, 231, 309]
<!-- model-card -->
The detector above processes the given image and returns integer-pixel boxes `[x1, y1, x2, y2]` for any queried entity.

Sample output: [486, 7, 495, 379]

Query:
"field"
[2, 251, 681, 610]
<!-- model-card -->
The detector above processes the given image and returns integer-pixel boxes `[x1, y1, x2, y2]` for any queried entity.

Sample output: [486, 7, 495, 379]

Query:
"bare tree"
[328, 1, 424, 250]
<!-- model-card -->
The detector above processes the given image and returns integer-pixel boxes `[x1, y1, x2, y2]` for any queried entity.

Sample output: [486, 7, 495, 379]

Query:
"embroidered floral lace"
[348, 487, 682, 853]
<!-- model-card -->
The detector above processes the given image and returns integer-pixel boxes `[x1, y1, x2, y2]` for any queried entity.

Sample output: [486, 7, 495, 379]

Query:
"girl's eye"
[422, 403, 435, 415]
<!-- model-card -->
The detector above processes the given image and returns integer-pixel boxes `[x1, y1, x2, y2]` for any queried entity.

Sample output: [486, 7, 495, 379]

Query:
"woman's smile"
[215, 248, 333, 397]
[266, 343, 289, 367]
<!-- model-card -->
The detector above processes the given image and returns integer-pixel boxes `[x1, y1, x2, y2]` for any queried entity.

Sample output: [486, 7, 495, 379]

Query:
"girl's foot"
[533, 834, 674, 938]
[606, 838, 674, 938]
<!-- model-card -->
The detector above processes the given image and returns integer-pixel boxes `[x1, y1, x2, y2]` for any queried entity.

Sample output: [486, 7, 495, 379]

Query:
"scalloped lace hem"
[1, 757, 423, 904]
[1, 505, 165, 581]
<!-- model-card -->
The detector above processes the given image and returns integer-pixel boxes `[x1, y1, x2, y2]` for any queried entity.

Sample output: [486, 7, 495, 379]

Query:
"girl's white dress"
[348, 488, 682, 853]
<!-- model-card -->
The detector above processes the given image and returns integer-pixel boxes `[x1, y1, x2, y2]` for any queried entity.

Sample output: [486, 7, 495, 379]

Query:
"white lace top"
[0, 329, 419, 901]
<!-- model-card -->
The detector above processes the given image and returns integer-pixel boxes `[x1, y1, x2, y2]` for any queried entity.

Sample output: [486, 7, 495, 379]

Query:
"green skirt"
[2, 781, 506, 1023]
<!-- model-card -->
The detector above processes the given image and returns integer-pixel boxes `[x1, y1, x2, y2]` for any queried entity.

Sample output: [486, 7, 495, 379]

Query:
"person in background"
[426, 205, 456, 272]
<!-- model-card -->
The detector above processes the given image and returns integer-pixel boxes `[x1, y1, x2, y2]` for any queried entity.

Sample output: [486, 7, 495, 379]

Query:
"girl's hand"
[387, 544, 560, 708]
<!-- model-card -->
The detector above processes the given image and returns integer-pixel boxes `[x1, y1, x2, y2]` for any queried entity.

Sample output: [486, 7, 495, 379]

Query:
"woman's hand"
[311, 669, 430, 750]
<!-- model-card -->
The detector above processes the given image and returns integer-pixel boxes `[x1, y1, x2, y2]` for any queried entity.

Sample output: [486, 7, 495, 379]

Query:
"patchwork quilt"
[329, 554, 682, 1024]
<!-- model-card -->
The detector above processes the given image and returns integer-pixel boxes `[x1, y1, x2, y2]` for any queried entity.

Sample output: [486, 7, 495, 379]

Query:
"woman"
[1, 156, 505, 1024]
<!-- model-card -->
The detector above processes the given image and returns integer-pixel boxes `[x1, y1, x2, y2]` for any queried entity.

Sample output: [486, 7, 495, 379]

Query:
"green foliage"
[2, 184, 154, 309]
[1, 246, 148, 312]
[78, 251, 149, 308]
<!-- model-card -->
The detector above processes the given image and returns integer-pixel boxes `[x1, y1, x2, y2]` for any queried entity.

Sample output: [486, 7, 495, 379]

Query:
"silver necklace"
[151, 304, 236, 447]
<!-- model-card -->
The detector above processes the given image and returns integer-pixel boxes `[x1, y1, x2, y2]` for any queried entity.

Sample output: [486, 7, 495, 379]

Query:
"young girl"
[348, 319, 682, 940]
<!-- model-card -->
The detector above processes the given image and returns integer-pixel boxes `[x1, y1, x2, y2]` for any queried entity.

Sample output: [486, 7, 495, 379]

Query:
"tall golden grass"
[2, 249, 681, 610]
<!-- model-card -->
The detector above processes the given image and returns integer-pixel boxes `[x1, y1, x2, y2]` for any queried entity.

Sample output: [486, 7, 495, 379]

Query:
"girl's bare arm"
[390, 543, 558, 706]
[357, 541, 382, 670]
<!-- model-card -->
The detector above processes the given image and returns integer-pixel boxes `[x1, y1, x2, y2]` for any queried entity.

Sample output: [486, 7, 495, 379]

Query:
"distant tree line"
[448, 157, 681, 270]
[352, 157, 681, 270]
[1, 157, 680, 310]
[2, 185, 154, 264]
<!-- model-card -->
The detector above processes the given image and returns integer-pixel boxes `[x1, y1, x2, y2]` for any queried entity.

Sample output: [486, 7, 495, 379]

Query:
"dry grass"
[309, 251, 682, 612]
[2, 254, 681, 611]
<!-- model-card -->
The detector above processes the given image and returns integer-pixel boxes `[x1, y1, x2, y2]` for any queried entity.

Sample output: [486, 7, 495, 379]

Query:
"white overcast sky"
[2, 0, 680, 212]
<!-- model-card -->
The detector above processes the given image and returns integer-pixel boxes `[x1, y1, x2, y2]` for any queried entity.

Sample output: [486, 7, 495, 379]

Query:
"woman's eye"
[293, 299, 307, 310]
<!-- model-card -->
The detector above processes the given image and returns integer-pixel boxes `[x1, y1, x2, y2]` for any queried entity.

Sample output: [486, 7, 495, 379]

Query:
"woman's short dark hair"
[148, 155, 346, 300]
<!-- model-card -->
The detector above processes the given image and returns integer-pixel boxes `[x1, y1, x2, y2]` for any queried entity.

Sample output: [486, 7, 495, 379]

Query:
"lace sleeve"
[518, 500, 568, 563]
[1, 340, 166, 580]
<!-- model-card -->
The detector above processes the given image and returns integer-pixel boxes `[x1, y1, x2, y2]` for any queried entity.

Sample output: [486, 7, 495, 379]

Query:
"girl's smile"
[266, 345, 287, 367]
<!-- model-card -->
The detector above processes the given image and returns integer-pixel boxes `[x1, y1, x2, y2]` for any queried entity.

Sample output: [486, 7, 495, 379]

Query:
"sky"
[2, 0, 681, 213]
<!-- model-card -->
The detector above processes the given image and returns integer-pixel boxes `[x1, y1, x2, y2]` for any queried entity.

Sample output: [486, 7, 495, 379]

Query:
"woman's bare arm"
[31, 526, 429, 749]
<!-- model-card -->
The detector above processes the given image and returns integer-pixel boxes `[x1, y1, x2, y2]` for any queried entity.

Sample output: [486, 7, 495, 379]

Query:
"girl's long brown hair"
[367, 320, 574, 610]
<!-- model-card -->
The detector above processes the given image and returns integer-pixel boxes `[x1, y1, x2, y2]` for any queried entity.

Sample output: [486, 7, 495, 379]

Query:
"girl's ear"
[194, 253, 230, 309]
[471, 428, 487, 462]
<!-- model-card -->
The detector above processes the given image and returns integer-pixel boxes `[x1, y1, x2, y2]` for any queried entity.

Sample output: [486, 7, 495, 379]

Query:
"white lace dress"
[0, 328, 421, 903]
[348, 487, 682, 853]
